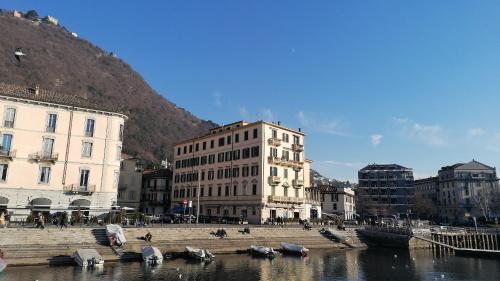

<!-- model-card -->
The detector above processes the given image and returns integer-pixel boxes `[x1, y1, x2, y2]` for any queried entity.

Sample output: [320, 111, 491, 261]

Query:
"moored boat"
[142, 246, 163, 265]
[0, 258, 6, 273]
[250, 245, 276, 259]
[106, 224, 126, 246]
[280, 242, 309, 256]
[74, 249, 105, 267]
[185, 246, 215, 262]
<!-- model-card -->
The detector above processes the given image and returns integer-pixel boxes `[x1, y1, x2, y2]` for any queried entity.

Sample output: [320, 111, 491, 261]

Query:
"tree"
[24, 10, 39, 21]
[414, 197, 438, 221]
[472, 185, 500, 222]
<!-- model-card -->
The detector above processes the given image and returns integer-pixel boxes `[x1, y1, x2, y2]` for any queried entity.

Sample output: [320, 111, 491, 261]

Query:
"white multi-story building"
[320, 186, 356, 220]
[172, 121, 320, 224]
[0, 83, 126, 220]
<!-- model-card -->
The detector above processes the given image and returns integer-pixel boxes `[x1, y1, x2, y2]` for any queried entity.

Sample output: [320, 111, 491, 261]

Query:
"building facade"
[0, 84, 126, 220]
[436, 160, 499, 223]
[117, 153, 143, 210]
[414, 176, 439, 219]
[172, 121, 319, 224]
[140, 168, 173, 215]
[357, 164, 415, 217]
[321, 186, 356, 220]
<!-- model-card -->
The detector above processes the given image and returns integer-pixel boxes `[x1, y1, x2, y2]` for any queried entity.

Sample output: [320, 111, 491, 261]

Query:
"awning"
[31, 198, 52, 207]
[70, 199, 91, 208]
[0, 196, 8, 205]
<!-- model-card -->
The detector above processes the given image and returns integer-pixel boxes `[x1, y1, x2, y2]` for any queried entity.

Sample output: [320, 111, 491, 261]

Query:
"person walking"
[60, 212, 68, 229]
[0, 212, 6, 228]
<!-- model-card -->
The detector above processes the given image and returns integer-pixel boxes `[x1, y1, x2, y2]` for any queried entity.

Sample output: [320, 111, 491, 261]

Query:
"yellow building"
[0, 84, 126, 220]
[172, 121, 320, 224]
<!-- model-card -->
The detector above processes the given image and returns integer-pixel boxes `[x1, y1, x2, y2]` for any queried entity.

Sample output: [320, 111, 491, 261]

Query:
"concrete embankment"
[0, 226, 366, 266]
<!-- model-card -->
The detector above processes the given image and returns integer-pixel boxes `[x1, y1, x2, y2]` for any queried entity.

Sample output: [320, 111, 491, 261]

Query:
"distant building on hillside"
[357, 164, 415, 217]
[436, 160, 499, 223]
[117, 153, 143, 210]
[43, 15, 58, 25]
[0, 83, 126, 220]
[172, 120, 319, 224]
[140, 168, 173, 215]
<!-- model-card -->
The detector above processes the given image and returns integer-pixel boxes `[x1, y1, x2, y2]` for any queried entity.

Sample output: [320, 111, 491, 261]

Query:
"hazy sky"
[4, 1, 500, 181]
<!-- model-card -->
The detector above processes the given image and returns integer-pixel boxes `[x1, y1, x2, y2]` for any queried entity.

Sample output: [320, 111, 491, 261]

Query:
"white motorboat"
[142, 246, 163, 265]
[185, 246, 215, 262]
[106, 224, 126, 246]
[74, 249, 104, 267]
[250, 245, 276, 259]
[280, 242, 309, 256]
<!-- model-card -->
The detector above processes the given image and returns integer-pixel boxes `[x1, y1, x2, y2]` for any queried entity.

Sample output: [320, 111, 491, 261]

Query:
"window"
[218, 153, 224, 163]
[119, 124, 124, 141]
[295, 188, 299, 198]
[218, 186, 222, 196]
[251, 165, 259, 176]
[293, 135, 300, 145]
[183, 146, 187, 154]
[235, 134, 239, 143]
[224, 167, 231, 178]
[282, 150, 289, 160]
[42, 138, 54, 156]
[116, 146, 122, 160]
[203, 141, 207, 150]
[79, 169, 90, 187]
[232, 167, 239, 177]
[251, 146, 259, 157]
[201, 187, 204, 197]
[242, 166, 249, 177]
[114, 170, 119, 189]
[177, 147, 181, 155]
[85, 119, 95, 137]
[195, 143, 199, 151]
[209, 186, 213, 196]
[129, 191, 135, 200]
[1, 134, 12, 153]
[227, 135, 231, 144]
[189, 145, 193, 153]
[225, 186, 230, 196]
[233, 149, 240, 160]
[225, 151, 232, 161]
[271, 129, 277, 139]
[82, 142, 93, 157]
[284, 186, 288, 197]
[218, 137, 225, 147]
[253, 128, 258, 139]
[293, 152, 300, 162]
[217, 169, 223, 179]
[270, 166, 278, 177]
[3, 108, 16, 128]
[0, 163, 8, 181]
[282, 133, 289, 143]
[270, 147, 278, 158]
[252, 184, 257, 195]
[242, 148, 250, 159]
[210, 140, 215, 149]
[284, 168, 288, 179]
[244, 131, 249, 141]
[271, 186, 276, 196]
[47, 113, 57, 132]
[233, 185, 237, 196]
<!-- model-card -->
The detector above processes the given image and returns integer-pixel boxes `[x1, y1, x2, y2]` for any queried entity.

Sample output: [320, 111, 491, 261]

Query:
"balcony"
[268, 195, 303, 204]
[291, 160, 304, 170]
[268, 176, 281, 185]
[0, 149, 16, 160]
[268, 138, 282, 146]
[292, 143, 304, 151]
[63, 184, 96, 195]
[29, 151, 59, 163]
[268, 156, 282, 165]
[292, 179, 304, 188]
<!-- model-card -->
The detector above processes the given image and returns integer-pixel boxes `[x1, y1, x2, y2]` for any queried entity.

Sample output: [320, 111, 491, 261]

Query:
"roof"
[359, 163, 411, 172]
[440, 160, 495, 172]
[142, 168, 172, 178]
[0, 83, 125, 116]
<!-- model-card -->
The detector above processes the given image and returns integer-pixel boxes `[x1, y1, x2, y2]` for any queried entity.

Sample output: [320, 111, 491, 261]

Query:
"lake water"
[1, 248, 499, 281]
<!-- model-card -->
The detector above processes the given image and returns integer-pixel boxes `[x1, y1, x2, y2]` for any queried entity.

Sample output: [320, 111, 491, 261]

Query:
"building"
[140, 168, 173, 215]
[309, 184, 356, 220]
[414, 176, 439, 219]
[172, 121, 319, 224]
[436, 160, 499, 223]
[357, 164, 415, 217]
[42, 15, 58, 25]
[0, 84, 126, 220]
[117, 153, 143, 210]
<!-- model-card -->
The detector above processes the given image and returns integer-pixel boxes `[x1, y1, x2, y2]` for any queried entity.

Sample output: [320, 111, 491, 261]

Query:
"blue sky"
[3, 1, 500, 181]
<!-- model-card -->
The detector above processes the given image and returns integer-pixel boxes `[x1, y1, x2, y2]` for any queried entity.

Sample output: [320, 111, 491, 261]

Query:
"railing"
[292, 179, 304, 187]
[268, 195, 303, 204]
[268, 176, 281, 185]
[268, 156, 282, 165]
[268, 138, 282, 146]
[29, 151, 59, 162]
[4, 120, 14, 128]
[63, 184, 96, 195]
[0, 149, 16, 159]
[292, 143, 304, 151]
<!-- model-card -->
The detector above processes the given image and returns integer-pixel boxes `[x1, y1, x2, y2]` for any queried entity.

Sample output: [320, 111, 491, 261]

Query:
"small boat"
[280, 242, 309, 256]
[106, 224, 126, 246]
[185, 246, 215, 262]
[323, 228, 348, 242]
[74, 249, 104, 267]
[250, 245, 276, 259]
[142, 246, 163, 265]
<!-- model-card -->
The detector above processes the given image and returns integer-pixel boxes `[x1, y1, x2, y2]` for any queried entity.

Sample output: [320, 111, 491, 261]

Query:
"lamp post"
[196, 170, 200, 224]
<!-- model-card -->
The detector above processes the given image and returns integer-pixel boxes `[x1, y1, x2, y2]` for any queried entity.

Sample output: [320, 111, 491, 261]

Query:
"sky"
[3, 0, 500, 182]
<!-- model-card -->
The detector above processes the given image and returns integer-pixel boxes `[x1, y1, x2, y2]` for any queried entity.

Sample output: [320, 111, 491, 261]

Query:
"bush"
[24, 10, 39, 21]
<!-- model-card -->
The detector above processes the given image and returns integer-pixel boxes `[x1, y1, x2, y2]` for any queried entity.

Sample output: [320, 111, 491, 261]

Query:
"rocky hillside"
[0, 10, 217, 163]
[310, 169, 357, 188]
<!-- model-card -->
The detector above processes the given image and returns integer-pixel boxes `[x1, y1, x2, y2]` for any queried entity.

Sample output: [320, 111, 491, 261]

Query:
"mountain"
[310, 169, 357, 188]
[0, 10, 217, 163]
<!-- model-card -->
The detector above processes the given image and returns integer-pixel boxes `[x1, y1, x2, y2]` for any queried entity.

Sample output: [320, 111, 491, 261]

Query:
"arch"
[0, 196, 8, 205]
[70, 199, 91, 208]
[31, 197, 52, 207]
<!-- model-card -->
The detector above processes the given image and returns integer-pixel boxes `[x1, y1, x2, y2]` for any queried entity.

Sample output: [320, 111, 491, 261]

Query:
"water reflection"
[1, 249, 499, 281]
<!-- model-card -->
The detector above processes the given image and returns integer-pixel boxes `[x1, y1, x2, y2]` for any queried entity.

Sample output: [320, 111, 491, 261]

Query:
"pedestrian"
[60, 211, 68, 229]
[0, 212, 5, 228]
[39, 213, 45, 230]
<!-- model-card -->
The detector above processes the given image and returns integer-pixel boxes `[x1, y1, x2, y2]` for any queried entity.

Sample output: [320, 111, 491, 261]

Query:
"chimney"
[277, 121, 281, 125]
[298, 128, 301, 132]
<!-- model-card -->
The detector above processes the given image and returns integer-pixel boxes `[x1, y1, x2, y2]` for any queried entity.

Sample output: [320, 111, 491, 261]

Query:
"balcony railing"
[268, 138, 282, 146]
[0, 149, 16, 160]
[292, 143, 304, 151]
[268, 176, 281, 185]
[63, 184, 96, 195]
[3, 120, 14, 128]
[268, 195, 303, 204]
[292, 179, 304, 187]
[268, 156, 282, 165]
[29, 151, 59, 162]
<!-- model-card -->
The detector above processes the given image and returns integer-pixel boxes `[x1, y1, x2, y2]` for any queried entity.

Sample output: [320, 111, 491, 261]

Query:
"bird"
[14, 48, 26, 62]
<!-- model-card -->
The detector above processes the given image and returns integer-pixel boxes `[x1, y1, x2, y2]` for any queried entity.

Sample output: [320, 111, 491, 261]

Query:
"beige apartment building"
[117, 153, 143, 210]
[172, 121, 320, 224]
[0, 84, 126, 220]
